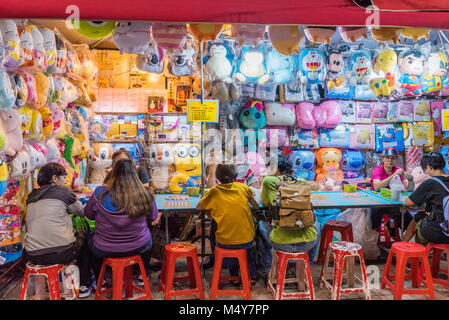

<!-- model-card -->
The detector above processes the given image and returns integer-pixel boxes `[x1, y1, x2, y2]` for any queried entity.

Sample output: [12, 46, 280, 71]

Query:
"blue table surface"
[155, 194, 201, 210]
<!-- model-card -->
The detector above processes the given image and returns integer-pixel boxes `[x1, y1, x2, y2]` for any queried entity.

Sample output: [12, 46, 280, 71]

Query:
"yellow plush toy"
[268, 25, 302, 55]
[369, 49, 398, 98]
[188, 24, 223, 42]
[18, 105, 33, 138]
[33, 72, 50, 109]
[401, 28, 430, 42]
[370, 27, 402, 44]
[38, 106, 54, 139]
[29, 109, 43, 140]
[315, 148, 344, 182]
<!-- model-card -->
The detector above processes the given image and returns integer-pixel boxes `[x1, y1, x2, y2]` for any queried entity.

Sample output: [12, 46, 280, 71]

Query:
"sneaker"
[78, 286, 91, 298]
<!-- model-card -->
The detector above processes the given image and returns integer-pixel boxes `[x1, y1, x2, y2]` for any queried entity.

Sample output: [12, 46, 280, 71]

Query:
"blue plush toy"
[240, 128, 267, 153]
[233, 45, 270, 84]
[341, 149, 366, 179]
[299, 47, 326, 102]
[203, 40, 236, 82]
[288, 149, 316, 180]
[375, 124, 405, 152]
[265, 46, 298, 85]
[440, 145, 449, 175]
[239, 100, 266, 129]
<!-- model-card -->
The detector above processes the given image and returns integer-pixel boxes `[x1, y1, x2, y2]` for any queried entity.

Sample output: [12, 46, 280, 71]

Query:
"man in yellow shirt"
[196, 164, 259, 281]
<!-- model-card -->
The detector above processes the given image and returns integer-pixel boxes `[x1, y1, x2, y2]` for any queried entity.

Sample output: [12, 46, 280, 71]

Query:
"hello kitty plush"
[9, 149, 30, 179]
[149, 144, 175, 191]
[24, 143, 46, 171]
[204, 41, 235, 83]
[112, 21, 151, 54]
[264, 102, 296, 126]
[0, 109, 23, 156]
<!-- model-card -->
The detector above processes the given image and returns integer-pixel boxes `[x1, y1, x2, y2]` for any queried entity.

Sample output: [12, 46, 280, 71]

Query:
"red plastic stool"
[319, 241, 371, 300]
[420, 243, 449, 289]
[209, 246, 251, 300]
[95, 255, 152, 300]
[20, 263, 76, 300]
[381, 242, 434, 300]
[267, 250, 315, 300]
[377, 214, 401, 246]
[158, 242, 204, 300]
[316, 220, 354, 265]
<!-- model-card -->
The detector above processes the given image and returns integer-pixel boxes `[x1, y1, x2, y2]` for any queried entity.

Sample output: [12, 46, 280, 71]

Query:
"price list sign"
[187, 99, 219, 123]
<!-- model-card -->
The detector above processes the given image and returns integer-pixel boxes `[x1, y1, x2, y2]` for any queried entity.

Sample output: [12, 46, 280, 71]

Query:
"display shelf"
[90, 139, 142, 144]
[148, 112, 187, 116]
[148, 139, 201, 144]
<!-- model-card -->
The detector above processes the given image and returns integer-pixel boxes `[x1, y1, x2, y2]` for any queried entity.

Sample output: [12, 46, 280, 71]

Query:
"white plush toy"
[88, 143, 113, 184]
[264, 102, 296, 126]
[149, 144, 175, 191]
[0, 109, 24, 157]
[204, 41, 235, 83]
[9, 149, 31, 179]
[112, 21, 151, 54]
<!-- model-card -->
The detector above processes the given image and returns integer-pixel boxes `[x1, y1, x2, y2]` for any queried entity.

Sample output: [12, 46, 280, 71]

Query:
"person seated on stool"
[23, 163, 87, 299]
[370, 147, 413, 235]
[84, 159, 160, 291]
[196, 164, 259, 284]
[403, 152, 449, 245]
[260, 149, 321, 276]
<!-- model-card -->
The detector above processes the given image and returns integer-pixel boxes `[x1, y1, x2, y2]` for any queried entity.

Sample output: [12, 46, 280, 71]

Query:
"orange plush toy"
[315, 147, 344, 182]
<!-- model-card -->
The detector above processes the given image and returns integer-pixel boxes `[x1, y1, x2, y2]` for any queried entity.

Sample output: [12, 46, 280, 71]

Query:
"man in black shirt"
[404, 152, 449, 244]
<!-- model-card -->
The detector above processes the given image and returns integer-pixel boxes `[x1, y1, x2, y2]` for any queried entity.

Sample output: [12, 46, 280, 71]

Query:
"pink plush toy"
[49, 105, 64, 138]
[410, 166, 430, 189]
[266, 126, 289, 148]
[296, 102, 316, 129]
[296, 100, 342, 129]
[244, 152, 266, 178]
[21, 72, 38, 109]
[430, 101, 445, 137]
[151, 23, 187, 54]
[338, 27, 368, 43]
[319, 176, 342, 191]
[0, 109, 23, 156]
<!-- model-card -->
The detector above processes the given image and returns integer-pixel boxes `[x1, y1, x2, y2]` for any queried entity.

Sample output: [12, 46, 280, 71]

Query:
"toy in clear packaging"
[266, 126, 289, 148]
[29, 109, 43, 141]
[401, 28, 430, 42]
[112, 21, 151, 55]
[21, 72, 38, 109]
[405, 121, 434, 147]
[373, 102, 389, 123]
[38, 27, 56, 69]
[173, 143, 202, 186]
[151, 23, 187, 54]
[254, 82, 277, 101]
[440, 146, 449, 174]
[397, 100, 415, 122]
[349, 50, 376, 100]
[288, 149, 315, 180]
[369, 48, 398, 100]
[315, 147, 344, 182]
[9, 150, 30, 179]
[0, 109, 23, 156]
[149, 144, 175, 191]
[338, 27, 368, 43]
[350, 124, 375, 149]
[34, 72, 49, 109]
[387, 101, 399, 122]
[231, 24, 265, 47]
[18, 105, 32, 138]
[203, 40, 235, 82]
[318, 124, 351, 148]
[299, 47, 326, 102]
[24, 142, 46, 171]
[414, 100, 431, 121]
[11, 73, 27, 109]
[341, 150, 366, 179]
[355, 101, 373, 124]
[168, 37, 198, 77]
[27, 25, 46, 71]
[421, 47, 449, 95]
[64, 43, 82, 78]
[239, 101, 266, 129]
[375, 123, 405, 152]
[244, 151, 266, 178]
[0, 70, 16, 111]
[0, 20, 21, 69]
[264, 102, 296, 126]
[396, 48, 426, 98]
[17, 25, 34, 68]
[284, 80, 304, 102]
[339, 100, 356, 123]
[430, 101, 445, 137]
[267, 25, 302, 56]
[405, 146, 423, 171]
[289, 128, 319, 149]
[135, 40, 166, 75]
[324, 45, 354, 99]
[39, 106, 53, 139]
[265, 45, 298, 85]
[233, 45, 270, 84]
[303, 26, 336, 44]
[370, 27, 402, 45]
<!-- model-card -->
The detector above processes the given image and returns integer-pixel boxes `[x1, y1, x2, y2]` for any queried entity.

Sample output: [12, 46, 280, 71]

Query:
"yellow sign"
[442, 109, 449, 131]
[187, 99, 219, 123]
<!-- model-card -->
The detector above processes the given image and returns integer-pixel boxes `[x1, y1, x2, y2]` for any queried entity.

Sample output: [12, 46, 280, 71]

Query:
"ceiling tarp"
[372, 0, 449, 12]
[2, 0, 449, 29]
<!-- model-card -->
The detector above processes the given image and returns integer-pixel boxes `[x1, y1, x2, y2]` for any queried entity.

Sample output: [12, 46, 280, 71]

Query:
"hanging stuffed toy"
[0, 159, 8, 196]
[395, 48, 425, 98]
[151, 23, 187, 53]
[265, 45, 298, 85]
[369, 48, 398, 100]
[400, 28, 430, 42]
[430, 101, 445, 137]
[34, 72, 49, 109]
[72, 20, 116, 39]
[24, 142, 46, 171]
[203, 40, 236, 83]
[349, 49, 376, 100]
[296, 100, 342, 129]
[0, 70, 16, 111]
[0, 124, 8, 155]
[315, 147, 344, 182]
[266, 126, 289, 147]
[370, 27, 402, 45]
[65, 43, 82, 79]
[324, 44, 353, 99]
[38, 27, 57, 69]
[234, 44, 270, 84]
[338, 26, 368, 43]
[421, 47, 449, 95]
[188, 24, 223, 42]
[231, 24, 265, 46]
[38, 106, 53, 139]
[17, 24, 34, 68]
[375, 123, 405, 152]
[47, 32, 67, 74]
[135, 39, 166, 74]
[304, 26, 336, 44]
[27, 25, 46, 71]
[239, 100, 266, 129]
[168, 36, 198, 77]
[299, 47, 326, 102]
[9, 150, 30, 179]
[0, 20, 21, 69]
[268, 25, 302, 56]
[18, 105, 33, 138]
[0, 109, 23, 156]
[264, 102, 296, 126]
[29, 109, 43, 141]
[112, 21, 151, 54]
[149, 144, 175, 191]
[49, 105, 64, 138]
[341, 149, 366, 179]
[288, 149, 315, 180]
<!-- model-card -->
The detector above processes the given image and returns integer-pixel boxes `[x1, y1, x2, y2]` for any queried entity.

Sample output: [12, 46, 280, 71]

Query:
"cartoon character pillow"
[349, 50, 376, 100]
[288, 149, 315, 180]
[324, 45, 353, 99]
[315, 147, 344, 182]
[239, 101, 266, 129]
[135, 40, 166, 74]
[264, 102, 296, 126]
[233, 45, 270, 84]
[151, 23, 187, 53]
[203, 40, 236, 83]
[168, 36, 198, 77]
[72, 20, 116, 39]
[112, 21, 151, 54]
[396, 48, 426, 98]
[299, 47, 326, 102]
[375, 123, 405, 152]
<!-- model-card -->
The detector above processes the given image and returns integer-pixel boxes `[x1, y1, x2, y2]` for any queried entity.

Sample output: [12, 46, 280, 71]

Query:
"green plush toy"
[62, 136, 75, 168]
[72, 20, 117, 39]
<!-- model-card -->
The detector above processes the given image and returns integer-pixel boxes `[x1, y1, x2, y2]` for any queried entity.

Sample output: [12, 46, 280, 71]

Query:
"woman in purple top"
[84, 159, 159, 287]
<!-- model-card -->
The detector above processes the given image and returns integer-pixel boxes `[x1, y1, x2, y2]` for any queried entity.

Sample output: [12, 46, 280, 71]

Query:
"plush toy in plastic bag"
[401, 28, 430, 42]
[188, 24, 223, 42]
[375, 123, 405, 152]
[233, 44, 270, 84]
[112, 21, 151, 54]
[240, 128, 267, 153]
[299, 47, 326, 102]
[151, 23, 187, 53]
[88, 143, 113, 184]
[430, 100, 445, 137]
[64, 43, 82, 78]
[373, 101, 389, 123]
[21, 72, 37, 109]
[47, 33, 67, 74]
[288, 149, 315, 180]
[265, 45, 298, 85]
[338, 26, 367, 43]
[34, 72, 49, 109]
[267, 25, 302, 56]
[349, 49, 376, 100]
[38, 27, 57, 69]
[135, 40, 166, 74]
[289, 128, 319, 149]
[73, 44, 98, 82]
[414, 100, 431, 122]
[315, 147, 344, 182]
[27, 25, 46, 71]
[49, 105, 64, 138]
[266, 126, 289, 148]
[395, 48, 426, 98]
[318, 124, 351, 148]
[370, 27, 402, 45]
[24, 142, 46, 171]
[244, 151, 266, 178]
[9, 149, 30, 179]
[38, 106, 53, 139]
[72, 20, 116, 39]
[29, 109, 43, 141]
[203, 40, 236, 83]
[0, 20, 21, 69]
[440, 146, 449, 174]
[0, 109, 23, 156]
[407, 121, 434, 147]
[339, 100, 356, 123]
[239, 100, 266, 129]
[356, 101, 373, 124]
[341, 149, 366, 179]
[369, 48, 398, 100]
[264, 102, 296, 126]
[405, 146, 423, 172]
[149, 144, 175, 191]
[397, 100, 415, 122]
[0, 70, 16, 111]
[231, 24, 265, 46]
[303, 26, 336, 44]
[18, 105, 32, 138]
[350, 124, 375, 149]
[387, 101, 399, 122]
[0, 31, 4, 66]
[324, 44, 354, 99]
[173, 143, 202, 186]
[296, 100, 342, 129]
[422, 47, 449, 96]
[168, 36, 198, 77]
[17, 25, 34, 68]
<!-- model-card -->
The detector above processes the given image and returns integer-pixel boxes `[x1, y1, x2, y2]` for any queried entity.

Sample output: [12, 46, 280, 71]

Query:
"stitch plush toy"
[112, 21, 151, 54]
[369, 49, 398, 99]
[231, 24, 265, 46]
[341, 150, 366, 179]
[0, 20, 21, 69]
[299, 48, 326, 101]
[151, 23, 187, 53]
[264, 102, 296, 126]
[315, 147, 344, 182]
[149, 144, 175, 191]
[239, 101, 266, 129]
[135, 40, 166, 74]
[204, 41, 235, 83]
[234, 45, 270, 84]
[288, 149, 315, 180]
[397, 49, 426, 98]
[267, 25, 302, 56]
[0, 70, 16, 111]
[0, 109, 23, 156]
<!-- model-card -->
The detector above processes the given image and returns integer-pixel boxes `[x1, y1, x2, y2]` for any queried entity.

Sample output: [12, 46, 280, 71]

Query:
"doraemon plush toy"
[112, 21, 151, 54]
[239, 101, 266, 129]
[288, 149, 316, 180]
[265, 45, 298, 85]
[349, 50, 376, 100]
[0, 70, 16, 111]
[341, 149, 366, 179]
[299, 47, 326, 102]
[234, 45, 270, 84]
[135, 40, 166, 74]
[264, 102, 296, 126]
[0, 20, 21, 69]
[203, 40, 235, 83]
[168, 36, 198, 77]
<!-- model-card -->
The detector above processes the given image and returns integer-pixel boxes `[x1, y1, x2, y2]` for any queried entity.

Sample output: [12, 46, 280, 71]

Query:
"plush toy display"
[151, 23, 187, 53]
[173, 143, 202, 186]
[9, 150, 30, 179]
[341, 150, 366, 179]
[303, 26, 336, 44]
[369, 48, 398, 99]
[22, 72, 38, 109]
[375, 123, 405, 152]
[38, 106, 54, 139]
[149, 144, 175, 191]
[370, 27, 402, 44]
[325, 45, 353, 99]
[0, 20, 21, 69]
[168, 37, 198, 77]
[34, 72, 49, 109]
[203, 40, 235, 82]
[349, 50, 376, 100]
[267, 25, 302, 56]
[315, 147, 344, 182]
[338, 27, 368, 43]
[396, 49, 425, 98]
[350, 124, 375, 149]
[27, 25, 46, 71]
[17, 25, 34, 68]
[18, 105, 33, 138]
[0, 109, 23, 156]
[239, 100, 266, 129]
[188, 24, 223, 42]
[135, 40, 166, 74]
[88, 143, 113, 184]
[234, 45, 270, 84]
[0, 70, 16, 111]
[430, 101, 445, 137]
[296, 100, 342, 129]
[72, 20, 116, 39]
[299, 47, 326, 101]
[38, 27, 57, 69]
[231, 24, 265, 46]
[414, 100, 431, 122]
[265, 45, 298, 84]
[401, 28, 430, 42]
[112, 21, 151, 54]
[264, 102, 296, 126]
[24, 143, 46, 171]
[288, 149, 315, 180]
[422, 48, 449, 95]
[169, 173, 195, 194]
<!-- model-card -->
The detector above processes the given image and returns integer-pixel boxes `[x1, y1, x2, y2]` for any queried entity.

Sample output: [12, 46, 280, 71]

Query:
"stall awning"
[2, 0, 449, 29]
[372, 0, 449, 12]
